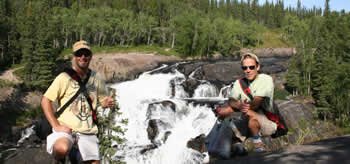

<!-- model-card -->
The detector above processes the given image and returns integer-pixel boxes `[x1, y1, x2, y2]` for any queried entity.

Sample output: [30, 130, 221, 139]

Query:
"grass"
[274, 87, 290, 100]
[13, 67, 24, 81]
[343, 126, 350, 134]
[258, 28, 295, 48]
[60, 45, 183, 58]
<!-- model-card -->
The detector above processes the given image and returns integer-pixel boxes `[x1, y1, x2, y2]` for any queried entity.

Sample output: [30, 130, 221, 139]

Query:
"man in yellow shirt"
[217, 53, 277, 152]
[41, 40, 115, 164]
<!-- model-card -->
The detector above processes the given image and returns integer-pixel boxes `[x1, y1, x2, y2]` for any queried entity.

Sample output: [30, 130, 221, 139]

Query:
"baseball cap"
[72, 40, 91, 53]
[241, 53, 260, 64]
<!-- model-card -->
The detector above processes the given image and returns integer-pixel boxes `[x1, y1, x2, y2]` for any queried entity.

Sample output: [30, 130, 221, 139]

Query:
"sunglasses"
[74, 50, 92, 57]
[241, 65, 256, 70]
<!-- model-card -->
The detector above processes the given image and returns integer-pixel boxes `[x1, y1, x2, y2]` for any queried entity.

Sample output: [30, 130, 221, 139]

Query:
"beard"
[73, 58, 90, 70]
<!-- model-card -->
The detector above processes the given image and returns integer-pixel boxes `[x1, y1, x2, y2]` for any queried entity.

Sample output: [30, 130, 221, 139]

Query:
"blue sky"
[258, 0, 350, 12]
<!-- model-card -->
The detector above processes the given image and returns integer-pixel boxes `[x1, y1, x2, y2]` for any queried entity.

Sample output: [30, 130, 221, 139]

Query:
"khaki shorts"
[46, 130, 100, 161]
[256, 113, 277, 136]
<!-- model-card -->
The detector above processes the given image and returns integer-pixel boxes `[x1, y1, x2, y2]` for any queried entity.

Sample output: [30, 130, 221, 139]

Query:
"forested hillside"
[0, 0, 350, 130]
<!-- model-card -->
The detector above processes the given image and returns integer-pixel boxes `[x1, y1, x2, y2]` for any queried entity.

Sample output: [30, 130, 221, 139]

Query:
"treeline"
[0, 1, 350, 127]
[285, 0, 350, 128]
[0, 0, 322, 88]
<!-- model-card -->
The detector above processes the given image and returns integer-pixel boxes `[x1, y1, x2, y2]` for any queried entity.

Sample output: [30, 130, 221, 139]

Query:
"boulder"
[187, 134, 207, 153]
[2, 146, 54, 164]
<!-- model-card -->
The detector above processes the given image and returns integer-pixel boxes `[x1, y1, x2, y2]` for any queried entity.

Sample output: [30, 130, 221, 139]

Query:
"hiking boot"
[254, 142, 265, 153]
[232, 144, 248, 156]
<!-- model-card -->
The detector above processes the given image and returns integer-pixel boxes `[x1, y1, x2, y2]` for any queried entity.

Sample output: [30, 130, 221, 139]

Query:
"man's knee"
[248, 118, 260, 129]
[53, 138, 72, 157]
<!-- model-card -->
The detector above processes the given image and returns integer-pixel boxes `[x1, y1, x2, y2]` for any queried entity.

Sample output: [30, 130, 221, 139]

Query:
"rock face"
[175, 57, 289, 95]
[89, 53, 181, 83]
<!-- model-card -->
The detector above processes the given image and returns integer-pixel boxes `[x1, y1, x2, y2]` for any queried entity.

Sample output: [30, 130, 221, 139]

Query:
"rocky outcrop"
[146, 101, 176, 145]
[89, 53, 181, 83]
[175, 57, 289, 95]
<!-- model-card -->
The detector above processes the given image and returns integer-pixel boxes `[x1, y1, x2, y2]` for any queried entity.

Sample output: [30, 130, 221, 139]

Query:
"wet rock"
[187, 134, 207, 153]
[201, 62, 242, 85]
[182, 78, 200, 97]
[147, 119, 160, 143]
[140, 144, 158, 154]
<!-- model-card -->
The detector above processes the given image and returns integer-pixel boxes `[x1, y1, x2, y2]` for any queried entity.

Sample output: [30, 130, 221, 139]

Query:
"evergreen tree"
[18, 0, 37, 88]
[32, 2, 59, 90]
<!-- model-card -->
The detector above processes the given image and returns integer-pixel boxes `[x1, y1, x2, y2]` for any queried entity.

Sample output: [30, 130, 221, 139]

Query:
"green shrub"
[98, 88, 127, 164]
[274, 88, 290, 100]
[0, 79, 15, 88]
[16, 106, 43, 126]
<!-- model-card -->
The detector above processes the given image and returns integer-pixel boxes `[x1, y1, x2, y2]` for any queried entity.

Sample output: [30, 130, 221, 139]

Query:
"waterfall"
[17, 125, 35, 146]
[193, 83, 218, 98]
[111, 68, 219, 164]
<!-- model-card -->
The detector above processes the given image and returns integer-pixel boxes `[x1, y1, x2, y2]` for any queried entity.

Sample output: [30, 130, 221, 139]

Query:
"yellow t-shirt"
[44, 70, 108, 134]
[231, 74, 274, 113]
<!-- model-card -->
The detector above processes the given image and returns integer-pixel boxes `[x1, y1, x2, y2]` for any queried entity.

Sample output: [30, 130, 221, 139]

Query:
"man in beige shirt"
[217, 53, 277, 152]
[41, 40, 115, 164]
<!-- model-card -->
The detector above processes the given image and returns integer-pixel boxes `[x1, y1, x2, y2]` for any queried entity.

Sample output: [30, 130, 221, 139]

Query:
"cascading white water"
[17, 125, 35, 146]
[110, 69, 219, 164]
[193, 83, 218, 98]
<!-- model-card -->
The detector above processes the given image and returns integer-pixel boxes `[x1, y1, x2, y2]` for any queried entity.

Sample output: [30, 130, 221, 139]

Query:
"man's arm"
[217, 98, 241, 116]
[249, 96, 264, 111]
[218, 96, 264, 116]
[41, 96, 71, 134]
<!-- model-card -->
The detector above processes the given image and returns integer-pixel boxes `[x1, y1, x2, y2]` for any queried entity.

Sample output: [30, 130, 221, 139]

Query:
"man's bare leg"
[246, 110, 264, 152]
[53, 137, 73, 160]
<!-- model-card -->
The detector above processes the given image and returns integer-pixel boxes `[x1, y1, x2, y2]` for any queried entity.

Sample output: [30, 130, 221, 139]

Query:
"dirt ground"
[0, 67, 22, 84]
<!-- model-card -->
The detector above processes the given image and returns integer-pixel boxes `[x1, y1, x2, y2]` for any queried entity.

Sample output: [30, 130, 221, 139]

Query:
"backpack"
[238, 78, 288, 138]
[205, 119, 234, 159]
[35, 68, 96, 140]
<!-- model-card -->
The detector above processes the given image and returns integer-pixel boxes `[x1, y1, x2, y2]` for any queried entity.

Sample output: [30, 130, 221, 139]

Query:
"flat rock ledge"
[211, 135, 350, 164]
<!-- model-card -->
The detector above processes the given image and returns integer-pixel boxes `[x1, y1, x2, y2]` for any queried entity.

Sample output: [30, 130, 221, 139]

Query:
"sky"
[259, 0, 350, 12]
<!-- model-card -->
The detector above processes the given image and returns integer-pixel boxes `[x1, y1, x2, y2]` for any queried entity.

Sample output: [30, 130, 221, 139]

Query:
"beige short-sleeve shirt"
[44, 70, 108, 134]
[231, 74, 274, 113]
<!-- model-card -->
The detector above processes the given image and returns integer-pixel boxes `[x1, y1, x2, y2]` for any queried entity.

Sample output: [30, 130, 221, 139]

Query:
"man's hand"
[240, 100, 251, 114]
[217, 106, 234, 118]
[101, 92, 115, 109]
[53, 124, 72, 134]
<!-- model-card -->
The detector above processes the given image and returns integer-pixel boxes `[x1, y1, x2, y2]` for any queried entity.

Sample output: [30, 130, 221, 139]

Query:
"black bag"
[34, 68, 93, 140]
[205, 119, 233, 159]
[238, 78, 288, 138]
[35, 116, 53, 140]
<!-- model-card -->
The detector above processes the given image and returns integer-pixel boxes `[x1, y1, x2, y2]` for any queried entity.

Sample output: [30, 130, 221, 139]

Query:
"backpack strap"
[239, 78, 288, 133]
[65, 68, 97, 124]
[238, 78, 254, 101]
[54, 68, 92, 119]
